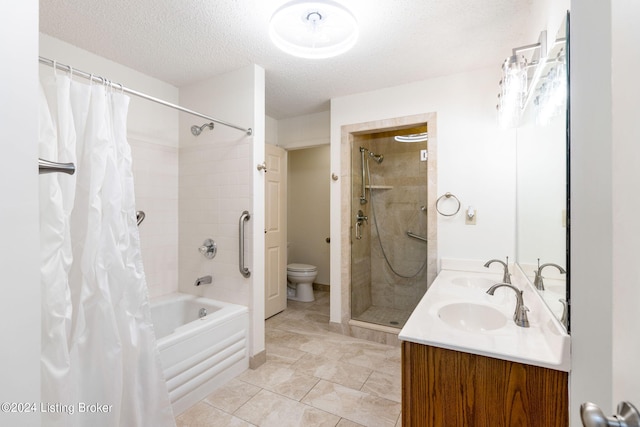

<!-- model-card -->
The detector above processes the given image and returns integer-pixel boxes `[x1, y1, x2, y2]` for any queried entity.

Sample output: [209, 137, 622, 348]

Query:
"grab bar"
[136, 211, 145, 226]
[406, 231, 427, 242]
[39, 158, 75, 175]
[239, 210, 251, 278]
[359, 147, 367, 204]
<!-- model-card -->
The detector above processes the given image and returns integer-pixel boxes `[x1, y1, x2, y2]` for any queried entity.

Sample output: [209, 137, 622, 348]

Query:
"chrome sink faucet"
[484, 256, 511, 284]
[486, 283, 530, 327]
[533, 259, 566, 290]
[194, 275, 212, 286]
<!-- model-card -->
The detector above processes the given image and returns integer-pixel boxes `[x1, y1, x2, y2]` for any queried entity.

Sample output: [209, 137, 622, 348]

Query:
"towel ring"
[436, 192, 461, 216]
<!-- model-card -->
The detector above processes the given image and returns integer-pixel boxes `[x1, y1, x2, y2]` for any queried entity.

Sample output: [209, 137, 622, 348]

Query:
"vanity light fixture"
[497, 31, 548, 128]
[268, 0, 359, 59]
[534, 48, 567, 126]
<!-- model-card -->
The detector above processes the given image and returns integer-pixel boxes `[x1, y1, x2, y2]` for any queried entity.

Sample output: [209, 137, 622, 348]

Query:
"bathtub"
[150, 293, 249, 415]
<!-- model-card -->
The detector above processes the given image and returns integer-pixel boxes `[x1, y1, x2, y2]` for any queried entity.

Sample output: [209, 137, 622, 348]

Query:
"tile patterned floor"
[176, 291, 402, 427]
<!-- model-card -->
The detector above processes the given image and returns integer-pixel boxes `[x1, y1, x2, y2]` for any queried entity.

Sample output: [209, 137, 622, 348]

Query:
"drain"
[390, 321, 399, 325]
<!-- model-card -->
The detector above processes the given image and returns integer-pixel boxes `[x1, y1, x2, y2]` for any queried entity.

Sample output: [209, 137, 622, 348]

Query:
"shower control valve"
[199, 239, 217, 259]
[356, 210, 368, 223]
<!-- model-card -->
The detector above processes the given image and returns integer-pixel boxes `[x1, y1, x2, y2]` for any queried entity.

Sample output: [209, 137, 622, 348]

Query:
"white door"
[265, 144, 287, 318]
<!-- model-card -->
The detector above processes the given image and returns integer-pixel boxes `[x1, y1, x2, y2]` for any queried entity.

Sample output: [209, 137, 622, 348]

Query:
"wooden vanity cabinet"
[402, 342, 568, 427]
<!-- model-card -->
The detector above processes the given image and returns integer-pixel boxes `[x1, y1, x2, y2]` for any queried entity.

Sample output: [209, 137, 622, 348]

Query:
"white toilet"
[286, 263, 318, 302]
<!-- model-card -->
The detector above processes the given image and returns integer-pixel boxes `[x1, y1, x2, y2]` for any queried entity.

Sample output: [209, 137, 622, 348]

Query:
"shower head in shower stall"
[191, 122, 214, 136]
[369, 151, 384, 164]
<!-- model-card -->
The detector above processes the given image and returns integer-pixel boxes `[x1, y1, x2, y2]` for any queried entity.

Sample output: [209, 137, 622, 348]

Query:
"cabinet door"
[402, 343, 569, 427]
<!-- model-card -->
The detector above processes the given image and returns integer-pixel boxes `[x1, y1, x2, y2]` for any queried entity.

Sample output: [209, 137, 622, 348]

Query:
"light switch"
[465, 207, 477, 225]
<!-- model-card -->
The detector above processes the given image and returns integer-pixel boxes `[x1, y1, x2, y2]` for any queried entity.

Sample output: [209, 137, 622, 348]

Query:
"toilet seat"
[287, 263, 317, 273]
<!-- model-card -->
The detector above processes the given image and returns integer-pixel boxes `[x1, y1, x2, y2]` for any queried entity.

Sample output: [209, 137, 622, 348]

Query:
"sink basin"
[438, 302, 507, 332]
[450, 276, 497, 289]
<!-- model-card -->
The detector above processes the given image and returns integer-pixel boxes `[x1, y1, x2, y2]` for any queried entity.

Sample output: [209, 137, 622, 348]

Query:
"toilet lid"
[287, 263, 317, 272]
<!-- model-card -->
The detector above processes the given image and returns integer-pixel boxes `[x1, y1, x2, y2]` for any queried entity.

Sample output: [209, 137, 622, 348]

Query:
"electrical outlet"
[465, 208, 477, 225]
[420, 150, 428, 161]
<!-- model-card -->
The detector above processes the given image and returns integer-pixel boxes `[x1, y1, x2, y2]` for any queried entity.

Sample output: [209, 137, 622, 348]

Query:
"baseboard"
[249, 350, 266, 369]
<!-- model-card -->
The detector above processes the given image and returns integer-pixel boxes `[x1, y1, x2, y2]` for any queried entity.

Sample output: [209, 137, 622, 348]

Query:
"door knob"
[581, 401, 640, 427]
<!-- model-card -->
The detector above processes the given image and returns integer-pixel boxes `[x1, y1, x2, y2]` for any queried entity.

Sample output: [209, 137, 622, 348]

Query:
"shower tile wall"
[350, 143, 370, 319]
[369, 137, 429, 312]
[177, 136, 253, 306]
[130, 138, 179, 298]
[351, 131, 429, 324]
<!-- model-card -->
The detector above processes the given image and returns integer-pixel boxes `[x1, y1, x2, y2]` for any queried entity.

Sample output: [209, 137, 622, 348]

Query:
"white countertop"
[398, 262, 571, 372]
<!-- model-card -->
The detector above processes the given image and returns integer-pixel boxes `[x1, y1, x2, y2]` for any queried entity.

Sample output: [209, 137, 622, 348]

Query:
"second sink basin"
[450, 276, 498, 289]
[438, 302, 507, 333]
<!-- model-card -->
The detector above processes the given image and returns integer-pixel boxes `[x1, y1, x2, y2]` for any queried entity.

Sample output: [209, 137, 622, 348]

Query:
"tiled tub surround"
[399, 260, 571, 371]
[176, 291, 402, 427]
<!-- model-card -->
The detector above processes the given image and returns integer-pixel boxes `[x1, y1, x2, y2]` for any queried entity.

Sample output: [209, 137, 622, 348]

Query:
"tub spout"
[195, 275, 212, 286]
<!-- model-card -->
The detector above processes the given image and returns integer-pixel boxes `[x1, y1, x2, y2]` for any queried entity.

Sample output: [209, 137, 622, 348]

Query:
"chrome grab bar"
[39, 158, 75, 175]
[360, 148, 367, 204]
[406, 231, 427, 242]
[239, 210, 251, 278]
[136, 211, 146, 226]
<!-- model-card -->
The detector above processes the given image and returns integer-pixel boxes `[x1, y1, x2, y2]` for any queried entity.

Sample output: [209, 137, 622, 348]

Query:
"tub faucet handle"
[199, 239, 217, 259]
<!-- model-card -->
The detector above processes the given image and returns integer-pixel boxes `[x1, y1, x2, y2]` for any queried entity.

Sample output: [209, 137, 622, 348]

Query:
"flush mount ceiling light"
[269, 0, 359, 59]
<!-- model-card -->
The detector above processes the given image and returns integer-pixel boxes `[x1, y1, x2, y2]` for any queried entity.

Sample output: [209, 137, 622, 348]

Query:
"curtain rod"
[39, 56, 253, 136]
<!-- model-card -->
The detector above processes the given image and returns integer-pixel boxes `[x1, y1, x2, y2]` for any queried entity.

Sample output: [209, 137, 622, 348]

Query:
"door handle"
[581, 401, 640, 427]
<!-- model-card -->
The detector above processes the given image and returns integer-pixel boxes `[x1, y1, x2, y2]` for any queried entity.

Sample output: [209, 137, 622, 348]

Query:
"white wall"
[611, 0, 640, 407]
[178, 65, 265, 359]
[39, 34, 180, 299]
[278, 111, 330, 149]
[287, 146, 331, 285]
[266, 115, 278, 145]
[570, 0, 614, 423]
[329, 67, 517, 323]
[571, 0, 640, 423]
[276, 111, 331, 285]
[0, 2, 40, 425]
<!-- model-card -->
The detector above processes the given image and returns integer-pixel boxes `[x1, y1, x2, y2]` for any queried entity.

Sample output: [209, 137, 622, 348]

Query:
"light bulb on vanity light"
[497, 54, 528, 128]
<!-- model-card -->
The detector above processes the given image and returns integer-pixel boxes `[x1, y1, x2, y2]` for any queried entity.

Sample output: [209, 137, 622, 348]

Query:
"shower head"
[191, 122, 214, 136]
[369, 151, 384, 164]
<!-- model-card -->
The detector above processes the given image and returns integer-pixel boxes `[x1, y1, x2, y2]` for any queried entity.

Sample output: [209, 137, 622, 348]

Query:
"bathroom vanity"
[399, 262, 570, 426]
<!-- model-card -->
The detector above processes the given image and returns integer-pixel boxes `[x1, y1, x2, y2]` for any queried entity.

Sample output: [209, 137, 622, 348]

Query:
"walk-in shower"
[351, 126, 431, 328]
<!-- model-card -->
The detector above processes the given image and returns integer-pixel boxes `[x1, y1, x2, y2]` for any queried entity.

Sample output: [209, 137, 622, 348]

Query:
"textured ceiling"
[40, 0, 535, 119]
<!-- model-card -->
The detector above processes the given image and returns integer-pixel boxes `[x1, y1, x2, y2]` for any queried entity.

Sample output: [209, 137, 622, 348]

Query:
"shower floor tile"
[353, 306, 412, 328]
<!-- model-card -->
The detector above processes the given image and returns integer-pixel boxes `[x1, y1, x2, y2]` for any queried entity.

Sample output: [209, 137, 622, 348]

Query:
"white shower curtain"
[39, 71, 175, 427]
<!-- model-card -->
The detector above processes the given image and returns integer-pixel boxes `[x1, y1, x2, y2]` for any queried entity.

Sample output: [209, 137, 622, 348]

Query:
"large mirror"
[515, 15, 569, 330]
